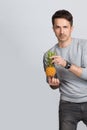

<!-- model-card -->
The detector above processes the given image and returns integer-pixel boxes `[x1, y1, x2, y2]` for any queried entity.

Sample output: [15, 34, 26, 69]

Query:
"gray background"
[0, 0, 87, 130]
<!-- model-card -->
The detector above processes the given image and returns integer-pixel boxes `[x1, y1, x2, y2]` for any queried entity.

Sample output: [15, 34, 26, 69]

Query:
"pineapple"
[45, 51, 56, 77]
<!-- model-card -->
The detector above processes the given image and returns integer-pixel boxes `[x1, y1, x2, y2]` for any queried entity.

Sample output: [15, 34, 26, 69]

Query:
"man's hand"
[48, 77, 60, 89]
[51, 55, 66, 67]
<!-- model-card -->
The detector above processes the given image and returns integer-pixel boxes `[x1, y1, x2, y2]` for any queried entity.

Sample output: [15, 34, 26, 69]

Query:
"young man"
[43, 9, 87, 130]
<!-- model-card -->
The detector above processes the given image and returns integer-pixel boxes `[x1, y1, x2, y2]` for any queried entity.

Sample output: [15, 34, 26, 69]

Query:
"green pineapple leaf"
[46, 51, 56, 66]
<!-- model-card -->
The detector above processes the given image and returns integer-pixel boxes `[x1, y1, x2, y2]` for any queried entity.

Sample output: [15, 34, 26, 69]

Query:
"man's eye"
[64, 26, 68, 28]
[56, 26, 60, 28]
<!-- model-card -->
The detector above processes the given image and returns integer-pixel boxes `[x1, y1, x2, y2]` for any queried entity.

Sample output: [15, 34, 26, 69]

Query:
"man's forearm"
[63, 60, 87, 80]
[62, 60, 83, 77]
[69, 64, 82, 77]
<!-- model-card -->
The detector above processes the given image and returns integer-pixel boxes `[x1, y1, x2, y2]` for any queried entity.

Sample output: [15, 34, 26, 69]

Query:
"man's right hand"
[48, 77, 60, 89]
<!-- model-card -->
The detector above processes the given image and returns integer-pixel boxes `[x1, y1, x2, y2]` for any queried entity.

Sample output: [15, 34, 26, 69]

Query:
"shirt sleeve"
[80, 42, 87, 80]
[43, 53, 47, 71]
[81, 68, 87, 80]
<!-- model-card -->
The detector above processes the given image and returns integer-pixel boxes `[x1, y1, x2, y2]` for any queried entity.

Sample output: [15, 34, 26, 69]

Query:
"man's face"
[53, 18, 73, 43]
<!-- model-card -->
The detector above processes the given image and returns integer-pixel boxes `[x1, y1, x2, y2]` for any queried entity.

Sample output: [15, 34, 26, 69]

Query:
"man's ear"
[52, 26, 55, 32]
[71, 26, 74, 32]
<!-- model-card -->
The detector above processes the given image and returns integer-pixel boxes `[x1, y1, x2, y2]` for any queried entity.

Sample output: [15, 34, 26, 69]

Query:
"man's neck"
[58, 38, 72, 48]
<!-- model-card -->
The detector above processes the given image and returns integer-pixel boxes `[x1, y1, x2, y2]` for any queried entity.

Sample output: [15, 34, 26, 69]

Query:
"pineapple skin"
[45, 66, 56, 77]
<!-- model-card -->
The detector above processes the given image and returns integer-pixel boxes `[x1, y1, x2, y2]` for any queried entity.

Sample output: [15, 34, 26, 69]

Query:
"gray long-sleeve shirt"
[43, 38, 87, 103]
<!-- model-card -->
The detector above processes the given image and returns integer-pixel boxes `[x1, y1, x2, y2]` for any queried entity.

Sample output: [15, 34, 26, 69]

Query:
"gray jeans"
[59, 100, 87, 130]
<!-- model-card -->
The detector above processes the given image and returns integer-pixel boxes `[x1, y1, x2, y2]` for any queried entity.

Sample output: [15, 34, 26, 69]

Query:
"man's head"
[52, 9, 73, 27]
[52, 10, 73, 45]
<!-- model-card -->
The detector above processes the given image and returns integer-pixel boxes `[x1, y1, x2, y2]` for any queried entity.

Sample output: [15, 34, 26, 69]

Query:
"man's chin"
[59, 39, 66, 43]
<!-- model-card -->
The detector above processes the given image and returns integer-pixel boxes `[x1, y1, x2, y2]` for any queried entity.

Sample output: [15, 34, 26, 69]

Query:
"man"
[43, 9, 87, 130]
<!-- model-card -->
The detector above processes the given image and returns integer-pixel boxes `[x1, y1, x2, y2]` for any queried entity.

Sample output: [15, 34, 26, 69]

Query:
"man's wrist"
[64, 61, 71, 69]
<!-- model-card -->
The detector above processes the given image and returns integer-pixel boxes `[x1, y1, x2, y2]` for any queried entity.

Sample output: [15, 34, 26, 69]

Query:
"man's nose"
[60, 28, 64, 34]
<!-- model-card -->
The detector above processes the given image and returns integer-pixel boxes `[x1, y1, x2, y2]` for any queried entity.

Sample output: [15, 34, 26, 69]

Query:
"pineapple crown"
[46, 51, 56, 67]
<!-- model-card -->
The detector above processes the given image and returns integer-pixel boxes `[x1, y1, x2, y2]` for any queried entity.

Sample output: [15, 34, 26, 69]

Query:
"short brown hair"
[52, 9, 73, 26]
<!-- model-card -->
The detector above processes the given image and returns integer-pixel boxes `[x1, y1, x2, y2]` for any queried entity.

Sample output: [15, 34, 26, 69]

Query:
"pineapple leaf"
[46, 51, 56, 66]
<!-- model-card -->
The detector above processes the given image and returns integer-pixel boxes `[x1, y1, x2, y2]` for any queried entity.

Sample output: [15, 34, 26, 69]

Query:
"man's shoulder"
[73, 37, 87, 42]
[44, 43, 58, 55]
[72, 37, 87, 47]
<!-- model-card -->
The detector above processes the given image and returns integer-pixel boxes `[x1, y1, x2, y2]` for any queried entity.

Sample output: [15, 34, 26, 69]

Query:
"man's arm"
[51, 55, 87, 80]
[69, 64, 82, 77]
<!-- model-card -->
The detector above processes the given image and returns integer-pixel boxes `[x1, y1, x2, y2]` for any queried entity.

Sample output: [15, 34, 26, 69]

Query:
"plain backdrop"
[0, 0, 87, 130]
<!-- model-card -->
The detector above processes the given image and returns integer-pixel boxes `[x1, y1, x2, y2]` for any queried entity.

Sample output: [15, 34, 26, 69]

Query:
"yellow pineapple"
[45, 51, 56, 77]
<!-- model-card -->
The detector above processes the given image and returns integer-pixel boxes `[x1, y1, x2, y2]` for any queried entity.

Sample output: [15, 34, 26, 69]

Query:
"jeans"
[59, 100, 87, 130]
